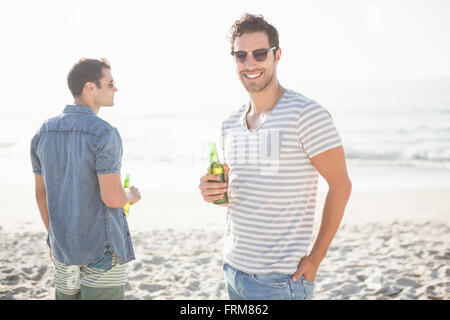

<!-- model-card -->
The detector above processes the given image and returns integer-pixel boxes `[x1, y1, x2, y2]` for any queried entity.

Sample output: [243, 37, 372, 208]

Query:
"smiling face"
[233, 31, 280, 93]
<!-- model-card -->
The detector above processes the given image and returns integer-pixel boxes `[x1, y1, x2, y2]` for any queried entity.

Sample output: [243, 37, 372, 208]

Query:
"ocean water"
[114, 78, 450, 171]
[1, 78, 449, 190]
[328, 78, 450, 170]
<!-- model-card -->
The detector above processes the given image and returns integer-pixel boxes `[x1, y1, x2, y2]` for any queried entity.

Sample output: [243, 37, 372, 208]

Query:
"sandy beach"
[1, 221, 448, 300]
[1, 164, 449, 300]
[0, 0, 449, 302]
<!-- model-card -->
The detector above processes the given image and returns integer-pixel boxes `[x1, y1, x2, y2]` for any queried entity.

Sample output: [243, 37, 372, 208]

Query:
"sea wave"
[345, 147, 450, 169]
[346, 147, 450, 162]
[119, 144, 450, 171]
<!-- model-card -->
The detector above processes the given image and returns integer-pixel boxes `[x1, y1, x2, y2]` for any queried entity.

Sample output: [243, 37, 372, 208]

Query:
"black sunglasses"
[93, 79, 115, 89]
[231, 46, 278, 63]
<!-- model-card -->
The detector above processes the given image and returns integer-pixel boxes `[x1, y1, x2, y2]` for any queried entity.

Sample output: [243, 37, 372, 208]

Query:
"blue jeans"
[223, 263, 315, 300]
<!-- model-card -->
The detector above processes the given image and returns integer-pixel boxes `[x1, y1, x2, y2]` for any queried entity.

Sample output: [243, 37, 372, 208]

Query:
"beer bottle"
[207, 142, 228, 205]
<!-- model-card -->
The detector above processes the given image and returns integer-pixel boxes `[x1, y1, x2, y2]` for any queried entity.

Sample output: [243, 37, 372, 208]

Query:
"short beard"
[241, 69, 275, 93]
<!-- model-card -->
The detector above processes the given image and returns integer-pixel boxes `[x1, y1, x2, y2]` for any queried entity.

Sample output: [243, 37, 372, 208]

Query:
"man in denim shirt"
[30, 58, 141, 300]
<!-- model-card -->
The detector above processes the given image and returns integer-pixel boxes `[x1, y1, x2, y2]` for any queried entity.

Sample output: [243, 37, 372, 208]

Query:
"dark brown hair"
[67, 58, 111, 98]
[228, 13, 279, 52]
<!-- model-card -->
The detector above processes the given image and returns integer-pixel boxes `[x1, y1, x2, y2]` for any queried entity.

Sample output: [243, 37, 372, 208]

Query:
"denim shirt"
[30, 105, 135, 266]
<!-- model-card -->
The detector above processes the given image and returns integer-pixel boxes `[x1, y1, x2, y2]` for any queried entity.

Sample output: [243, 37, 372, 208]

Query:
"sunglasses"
[231, 46, 278, 63]
[93, 79, 115, 89]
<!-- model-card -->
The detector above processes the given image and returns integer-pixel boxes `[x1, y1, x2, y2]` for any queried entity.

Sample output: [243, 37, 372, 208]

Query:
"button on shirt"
[30, 105, 135, 266]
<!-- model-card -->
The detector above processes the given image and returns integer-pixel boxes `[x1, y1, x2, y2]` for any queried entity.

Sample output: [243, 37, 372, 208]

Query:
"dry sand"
[1, 164, 449, 300]
[1, 220, 448, 300]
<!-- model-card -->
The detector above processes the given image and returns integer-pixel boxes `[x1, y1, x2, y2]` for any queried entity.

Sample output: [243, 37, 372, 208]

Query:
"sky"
[0, 0, 449, 118]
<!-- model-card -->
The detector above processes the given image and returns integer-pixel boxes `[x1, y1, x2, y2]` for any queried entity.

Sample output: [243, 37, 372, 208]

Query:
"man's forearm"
[309, 184, 351, 264]
[36, 193, 50, 231]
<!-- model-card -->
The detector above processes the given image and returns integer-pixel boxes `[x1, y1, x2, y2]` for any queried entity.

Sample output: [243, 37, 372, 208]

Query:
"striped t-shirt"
[220, 88, 342, 275]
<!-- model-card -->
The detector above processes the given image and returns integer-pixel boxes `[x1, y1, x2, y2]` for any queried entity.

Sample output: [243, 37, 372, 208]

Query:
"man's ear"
[83, 82, 96, 95]
[274, 47, 282, 65]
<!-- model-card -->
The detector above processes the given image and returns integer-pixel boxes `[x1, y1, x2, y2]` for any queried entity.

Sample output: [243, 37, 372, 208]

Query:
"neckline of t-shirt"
[241, 88, 289, 133]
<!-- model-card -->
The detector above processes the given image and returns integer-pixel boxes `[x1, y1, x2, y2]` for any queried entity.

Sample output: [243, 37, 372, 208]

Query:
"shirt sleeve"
[94, 128, 122, 175]
[297, 102, 342, 158]
[30, 133, 42, 175]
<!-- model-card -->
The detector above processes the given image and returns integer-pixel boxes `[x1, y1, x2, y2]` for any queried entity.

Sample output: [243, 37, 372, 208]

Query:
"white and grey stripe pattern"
[53, 258, 81, 295]
[81, 253, 127, 288]
[53, 254, 127, 294]
[220, 89, 342, 275]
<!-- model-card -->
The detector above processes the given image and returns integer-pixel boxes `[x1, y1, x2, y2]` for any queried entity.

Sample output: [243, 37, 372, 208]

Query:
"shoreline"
[3, 184, 450, 233]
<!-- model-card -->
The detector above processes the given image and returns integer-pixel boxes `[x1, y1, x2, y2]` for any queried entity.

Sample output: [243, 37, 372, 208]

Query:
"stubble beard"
[104, 94, 115, 107]
[95, 96, 114, 108]
[241, 68, 275, 93]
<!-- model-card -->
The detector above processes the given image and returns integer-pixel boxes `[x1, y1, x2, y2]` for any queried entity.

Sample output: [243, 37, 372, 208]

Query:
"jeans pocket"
[87, 251, 114, 271]
[301, 277, 315, 299]
[251, 273, 290, 288]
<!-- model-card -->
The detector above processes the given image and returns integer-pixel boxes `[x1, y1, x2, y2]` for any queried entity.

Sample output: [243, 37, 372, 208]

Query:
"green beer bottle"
[123, 173, 130, 216]
[207, 142, 228, 205]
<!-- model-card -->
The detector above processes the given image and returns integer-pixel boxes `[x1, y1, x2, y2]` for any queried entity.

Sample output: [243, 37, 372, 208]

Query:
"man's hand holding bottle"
[199, 163, 229, 207]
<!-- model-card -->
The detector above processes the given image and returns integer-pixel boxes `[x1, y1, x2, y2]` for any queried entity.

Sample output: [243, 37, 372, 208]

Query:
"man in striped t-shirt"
[199, 14, 352, 300]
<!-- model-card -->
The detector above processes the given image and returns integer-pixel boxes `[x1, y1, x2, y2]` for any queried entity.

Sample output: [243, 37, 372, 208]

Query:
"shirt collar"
[240, 102, 251, 132]
[239, 89, 288, 132]
[63, 105, 96, 115]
